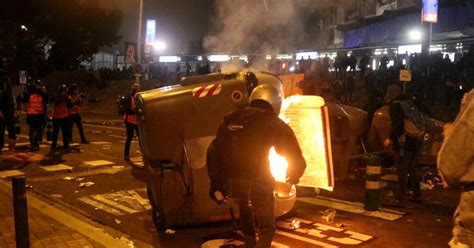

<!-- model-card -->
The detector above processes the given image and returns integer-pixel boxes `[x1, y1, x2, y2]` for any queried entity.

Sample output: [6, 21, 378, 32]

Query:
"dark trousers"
[51, 118, 70, 148]
[68, 114, 87, 143]
[124, 121, 139, 158]
[234, 191, 275, 248]
[28, 123, 44, 149]
[396, 150, 421, 202]
[0, 111, 16, 151]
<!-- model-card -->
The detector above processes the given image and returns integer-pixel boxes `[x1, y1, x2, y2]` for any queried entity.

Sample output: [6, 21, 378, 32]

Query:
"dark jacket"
[0, 78, 15, 114]
[388, 97, 421, 152]
[124, 94, 136, 115]
[207, 107, 306, 199]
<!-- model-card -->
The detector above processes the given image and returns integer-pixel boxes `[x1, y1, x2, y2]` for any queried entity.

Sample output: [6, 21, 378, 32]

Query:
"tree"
[0, 0, 123, 80]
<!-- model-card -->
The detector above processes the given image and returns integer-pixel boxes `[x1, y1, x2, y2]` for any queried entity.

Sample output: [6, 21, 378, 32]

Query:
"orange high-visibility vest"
[52, 100, 68, 119]
[124, 96, 137, 125]
[27, 94, 44, 115]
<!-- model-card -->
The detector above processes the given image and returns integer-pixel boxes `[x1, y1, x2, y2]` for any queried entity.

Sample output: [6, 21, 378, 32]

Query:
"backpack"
[394, 100, 426, 140]
[117, 95, 127, 115]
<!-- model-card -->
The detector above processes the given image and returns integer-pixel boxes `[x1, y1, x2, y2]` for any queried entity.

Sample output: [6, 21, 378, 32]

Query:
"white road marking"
[297, 196, 404, 221]
[108, 134, 126, 139]
[40, 164, 73, 172]
[83, 123, 125, 131]
[30, 167, 127, 182]
[327, 237, 362, 245]
[90, 141, 113, 145]
[275, 230, 337, 248]
[92, 195, 139, 214]
[0, 170, 25, 178]
[79, 189, 151, 216]
[14, 142, 30, 147]
[79, 197, 125, 216]
[278, 217, 373, 246]
[84, 160, 114, 167]
[345, 231, 372, 241]
[271, 241, 290, 248]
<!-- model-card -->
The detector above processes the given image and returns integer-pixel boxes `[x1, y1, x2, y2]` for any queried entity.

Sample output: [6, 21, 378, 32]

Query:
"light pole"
[137, 0, 144, 64]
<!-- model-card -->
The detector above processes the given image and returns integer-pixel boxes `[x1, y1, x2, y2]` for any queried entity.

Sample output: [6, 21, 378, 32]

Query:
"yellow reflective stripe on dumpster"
[366, 166, 381, 175]
[365, 181, 380, 189]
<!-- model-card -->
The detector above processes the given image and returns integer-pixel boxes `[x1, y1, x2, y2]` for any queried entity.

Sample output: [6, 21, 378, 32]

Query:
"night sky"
[100, 0, 215, 54]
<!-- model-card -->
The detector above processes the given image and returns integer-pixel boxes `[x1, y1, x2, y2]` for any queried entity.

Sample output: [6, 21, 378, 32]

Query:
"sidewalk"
[0, 189, 99, 248]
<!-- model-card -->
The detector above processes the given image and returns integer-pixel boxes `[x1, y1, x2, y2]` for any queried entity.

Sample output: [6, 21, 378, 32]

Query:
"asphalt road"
[1, 121, 457, 248]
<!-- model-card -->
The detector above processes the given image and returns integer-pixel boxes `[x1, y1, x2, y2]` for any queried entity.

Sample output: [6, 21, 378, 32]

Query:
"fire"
[268, 95, 334, 191]
[269, 147, 288, 182]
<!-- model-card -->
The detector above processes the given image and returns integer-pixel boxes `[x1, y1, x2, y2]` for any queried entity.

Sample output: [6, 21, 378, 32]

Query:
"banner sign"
[422, 0, 438, 23]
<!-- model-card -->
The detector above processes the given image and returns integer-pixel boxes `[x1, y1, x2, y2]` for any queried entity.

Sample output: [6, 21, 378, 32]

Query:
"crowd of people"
[0, 78, 89, 154]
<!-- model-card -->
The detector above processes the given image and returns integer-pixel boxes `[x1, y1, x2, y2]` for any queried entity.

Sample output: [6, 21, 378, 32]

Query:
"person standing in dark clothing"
[22, 81, 48, 151]
[380, 55, 389, 70]
[123, 83, 141, 161]
[51, 84, 71, 150]
[68, 84, 88, 144]
[383, 84, 422, 207]
[359, 53, 370, 78]
[0, 71, 16, 153]
[207, 84, 306, 248]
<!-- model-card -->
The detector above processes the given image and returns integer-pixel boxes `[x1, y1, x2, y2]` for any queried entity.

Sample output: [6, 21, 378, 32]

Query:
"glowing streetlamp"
[408, 29, 423, 41]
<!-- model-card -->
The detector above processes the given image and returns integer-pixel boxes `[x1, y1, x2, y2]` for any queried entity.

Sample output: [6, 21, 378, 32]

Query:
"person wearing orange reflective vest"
[123, 83, 141, 161]
[67, 84, 88, 144]
[51, 84, 72, 151]
[22, 81, 48, 151]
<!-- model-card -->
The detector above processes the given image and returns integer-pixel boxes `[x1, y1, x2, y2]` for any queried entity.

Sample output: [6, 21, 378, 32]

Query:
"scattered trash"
[102, 145, 111, 150]
[347, 174, 356, 180]
[25, 185, 33, 189]
[336, 223, 350, 228]
[50, 194, 63, 198]
[290, 219, 300, 229]
[135, 150, 141, 154]
[115, 219, 122, 224]
[420, 181, 435, 191]
[79, 182, 95, 188]
[407, 219, 414, 222]
[386, 191, 394, 197]
[436, 219, 442, 222]
[75, 177, 85, 182]
[321, 208, 337, 224]
[62, 176, 75, 181]
[118, 236, 135, 248]
[74, 191, 79, 194]
[112, 165, 125, 169]
[165, 229, 176, 234]
[94, 208, 99, 210]
[380, 181, 389, 189]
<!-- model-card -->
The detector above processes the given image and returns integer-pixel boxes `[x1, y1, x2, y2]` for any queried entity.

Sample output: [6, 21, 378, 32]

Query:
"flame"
[268, 95, 334, 191]
[269, 147, 288, 182]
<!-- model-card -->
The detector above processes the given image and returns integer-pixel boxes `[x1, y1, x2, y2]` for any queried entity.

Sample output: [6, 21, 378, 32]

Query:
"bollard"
[364, 155, 382, 211]
[12, 176, 30, 248]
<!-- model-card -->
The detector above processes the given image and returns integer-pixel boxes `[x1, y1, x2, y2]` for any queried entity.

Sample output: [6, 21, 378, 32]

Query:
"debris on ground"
[74, 191, 79, 194]
[380, 181, 389, 189]
[112, 165, 125, 169]
[102, 145, 111, 150]
[118, 236, 135, 248]
[347, 173, 356, 180]
[75, 177, 85, 182]
[50, 194, 63, 198]
[290, 219, 301, 229]
[115, 219, 122, 224]
[25, 185, 33, 189]
[62, 176, 75, 181]
[321, 208, 337, 224]
[420, 181, 435, 190]
[79, 182, 95, 188]
[165, 229, 176, 234]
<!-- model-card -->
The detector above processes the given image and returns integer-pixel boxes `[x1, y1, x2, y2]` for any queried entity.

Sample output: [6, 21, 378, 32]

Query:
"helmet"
[57, 84, 68, 94]
[69, 83, 78, 93]
[249, 84, 282, 113]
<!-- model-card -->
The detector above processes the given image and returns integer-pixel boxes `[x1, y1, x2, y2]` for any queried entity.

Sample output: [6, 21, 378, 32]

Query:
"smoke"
[204, 0, 329, 56]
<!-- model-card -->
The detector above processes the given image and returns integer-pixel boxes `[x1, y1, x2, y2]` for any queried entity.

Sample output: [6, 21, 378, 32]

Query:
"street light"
[409, 29, 422, 41]
[137, 0, 144, 64]
[152, 41, 166, 53]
